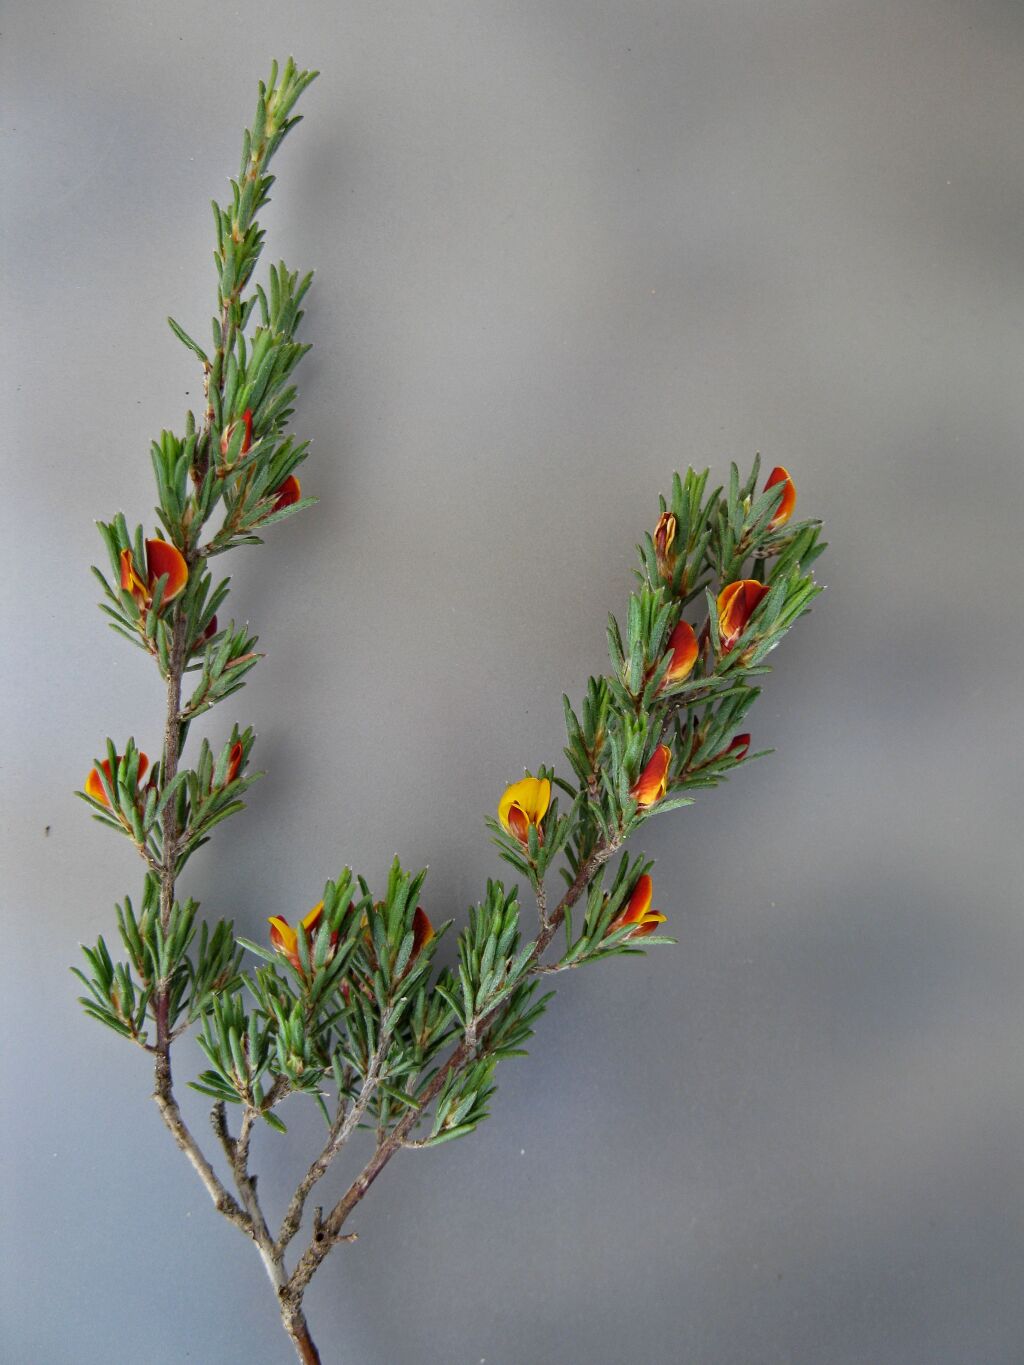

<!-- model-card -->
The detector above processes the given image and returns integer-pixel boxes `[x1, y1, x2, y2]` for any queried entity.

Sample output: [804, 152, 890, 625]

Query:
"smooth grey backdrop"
[3, 3, 1023, 1362]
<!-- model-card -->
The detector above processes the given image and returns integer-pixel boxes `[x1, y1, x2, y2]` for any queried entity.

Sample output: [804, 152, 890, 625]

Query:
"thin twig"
[276, 1013, 396, 1256]
[534, 882, 549, 931]
[152, 1055, 249, 1231]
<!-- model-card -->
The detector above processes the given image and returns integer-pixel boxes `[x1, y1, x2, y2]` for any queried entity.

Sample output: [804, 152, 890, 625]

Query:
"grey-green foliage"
[76, 59, 323, 1084]
[554, 461, 825, 890]
[75, 60, 826, 1174]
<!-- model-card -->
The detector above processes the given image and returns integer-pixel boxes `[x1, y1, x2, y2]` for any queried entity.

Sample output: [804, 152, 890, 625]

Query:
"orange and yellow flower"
[609, 874, 667, 939]
[120, 540, 188, 610]
[661, 620, 698, 687]
[268, 901, 327, 972]
[630, 744, 672, 808]
[654, 510, 677, 580]
[272, 474, 302, 512]
[85, 752, 150, 809]
[764, 465, 796, 529]
[498, 775, 551, 847]
[716, 579, 769, 651]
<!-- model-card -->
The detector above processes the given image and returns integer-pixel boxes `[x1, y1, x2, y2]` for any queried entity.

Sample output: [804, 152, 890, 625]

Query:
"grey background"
[3, 2, 1023, 1362]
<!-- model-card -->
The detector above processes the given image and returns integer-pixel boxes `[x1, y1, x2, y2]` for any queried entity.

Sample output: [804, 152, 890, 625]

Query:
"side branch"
[285, 840, 615, 1298]
[152, 1051, 249, 1231]
[212, 1101, 286, 1291]
[277, 1015, 396, 1256]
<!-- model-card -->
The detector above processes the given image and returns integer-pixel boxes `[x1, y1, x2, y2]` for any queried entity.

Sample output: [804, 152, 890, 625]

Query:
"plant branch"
[276, 1013, 396, 1256]
[285, 840, 616, 1299]
[151, 1052, 249, 1232]
[210, 1101, 283, 1291]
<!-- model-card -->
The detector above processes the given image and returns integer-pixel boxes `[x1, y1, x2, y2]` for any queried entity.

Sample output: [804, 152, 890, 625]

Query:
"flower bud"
[716, 579, 768, 651]
[630, 744, 672, 808]
[764, 465, 796, 529]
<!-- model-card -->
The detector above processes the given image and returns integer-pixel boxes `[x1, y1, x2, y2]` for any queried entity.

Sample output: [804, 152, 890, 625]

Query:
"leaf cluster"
[74, 871, 242, 1045]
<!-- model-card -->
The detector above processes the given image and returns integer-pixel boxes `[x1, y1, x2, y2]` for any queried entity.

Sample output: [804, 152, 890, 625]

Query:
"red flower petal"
[272, 475, 302, 512]
[663, 620, 698, 685]
[716, 580, 768, 650]
[226, 741, 243, 785]
[145, 539, 188, 604]
[412, 906, 434, 957]
[630, 911, 667, 938]
[725, 733, 751, 761]
[630, 745, 672, 808]
[507, 804, 530, 845]
[764, 466, 796, 529]
[85, 753, 149, 809]
[620, 874, 654, 926]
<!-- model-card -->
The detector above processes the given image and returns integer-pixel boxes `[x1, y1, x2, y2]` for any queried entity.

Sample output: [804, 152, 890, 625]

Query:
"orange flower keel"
[662, 620, 698, 686]
[85, 753, 150, 809]
[630, 745, 671, 808]
[716, 579, 769, 651]
[610, 874, 668, 939]
[764, 465, 796, 529]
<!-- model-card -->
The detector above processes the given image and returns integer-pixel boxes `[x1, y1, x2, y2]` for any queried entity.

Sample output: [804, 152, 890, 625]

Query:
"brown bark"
[282, 1304, 322, 1365]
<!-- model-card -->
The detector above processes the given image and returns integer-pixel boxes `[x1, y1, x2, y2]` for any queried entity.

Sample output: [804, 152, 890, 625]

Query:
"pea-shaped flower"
[764, 465, 796, 529]
[498, 776, 551, 847]
[120, 539, 189, 610]
[661, 620, 698, 687]
[630, 744, 672, 808]
[716, 579, 769, 651]
[609, 874, 667, 939]
[84, 752, 150, 809]
[268, 901, 328, 972]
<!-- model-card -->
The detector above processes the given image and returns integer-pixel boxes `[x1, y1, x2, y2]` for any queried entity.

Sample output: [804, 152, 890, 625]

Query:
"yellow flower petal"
[498, 776, 551, 833]
[268, 916, 297, 957]
[300, 901, 324, 934]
